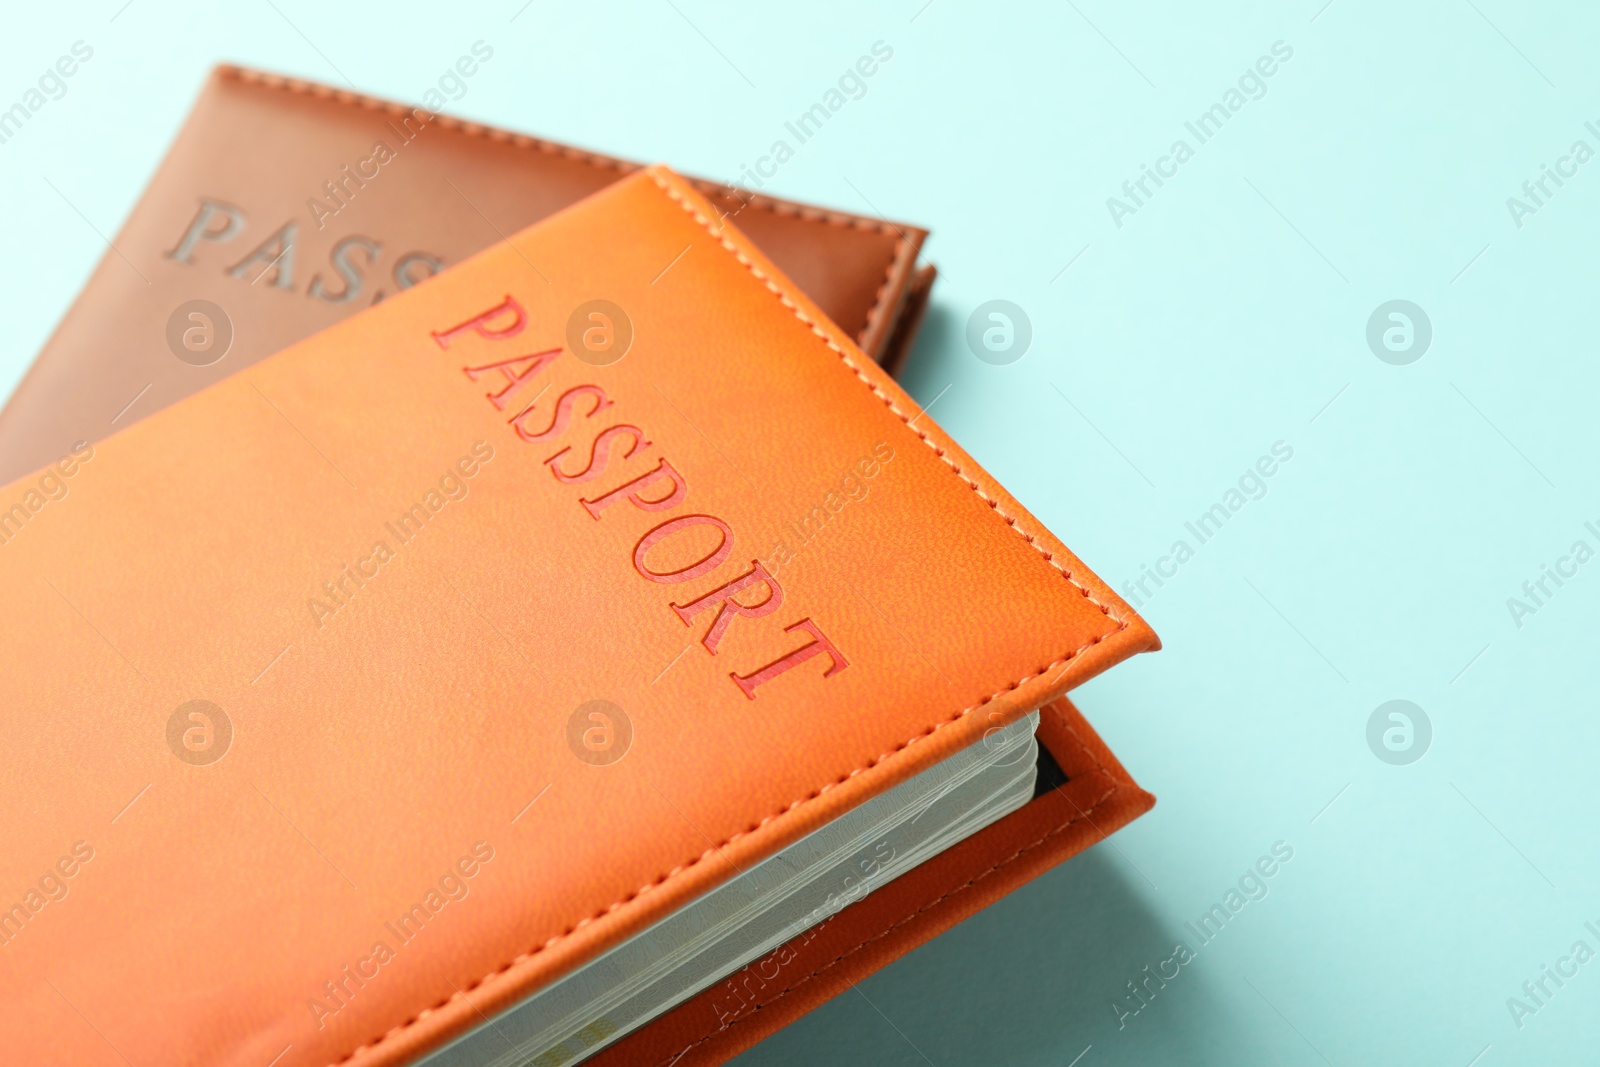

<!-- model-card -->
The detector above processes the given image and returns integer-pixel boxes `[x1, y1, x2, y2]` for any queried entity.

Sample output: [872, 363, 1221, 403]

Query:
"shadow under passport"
[893, 298, 959, 399]
[728, 307, 1247, 1064]
[730, 844, 1246, 1067]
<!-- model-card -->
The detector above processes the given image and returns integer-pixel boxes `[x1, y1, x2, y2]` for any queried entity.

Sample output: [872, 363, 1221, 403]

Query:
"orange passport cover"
[0, 166, 1156, 1067]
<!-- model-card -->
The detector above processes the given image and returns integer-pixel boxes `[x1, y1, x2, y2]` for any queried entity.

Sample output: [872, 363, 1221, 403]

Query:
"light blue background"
[3, 1, 1595, 1064]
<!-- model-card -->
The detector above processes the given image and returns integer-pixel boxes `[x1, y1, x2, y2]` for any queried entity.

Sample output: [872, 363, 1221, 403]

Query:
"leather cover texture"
[0, 167, 1155, 1067]
[0, 64, 931, 485]
[592, 695, 1153, 1066]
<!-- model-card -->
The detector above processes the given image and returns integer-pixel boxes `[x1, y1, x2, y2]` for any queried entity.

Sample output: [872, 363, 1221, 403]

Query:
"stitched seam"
[646, 171, 1128, 628]
[318, 174, 1128, 1067]
[221, 66, 634, 176]
[685, 177, 913, 349]
[854, 224, 914, 351]
[646, 721, 1120, 1066]
[685, 178, 906, 237]
[649, 791, 1116, 1067]
[215, 67, 908, 348]
[319, 649, 1111, 1066]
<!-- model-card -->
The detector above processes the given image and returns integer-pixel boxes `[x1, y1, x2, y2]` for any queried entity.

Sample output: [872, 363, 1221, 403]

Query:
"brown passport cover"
[0, 65, 934, 485]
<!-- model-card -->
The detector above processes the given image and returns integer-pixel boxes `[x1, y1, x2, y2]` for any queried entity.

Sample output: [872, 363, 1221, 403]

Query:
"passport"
[0, 65, 935, 486]
[0, 165, 1157, 1067]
